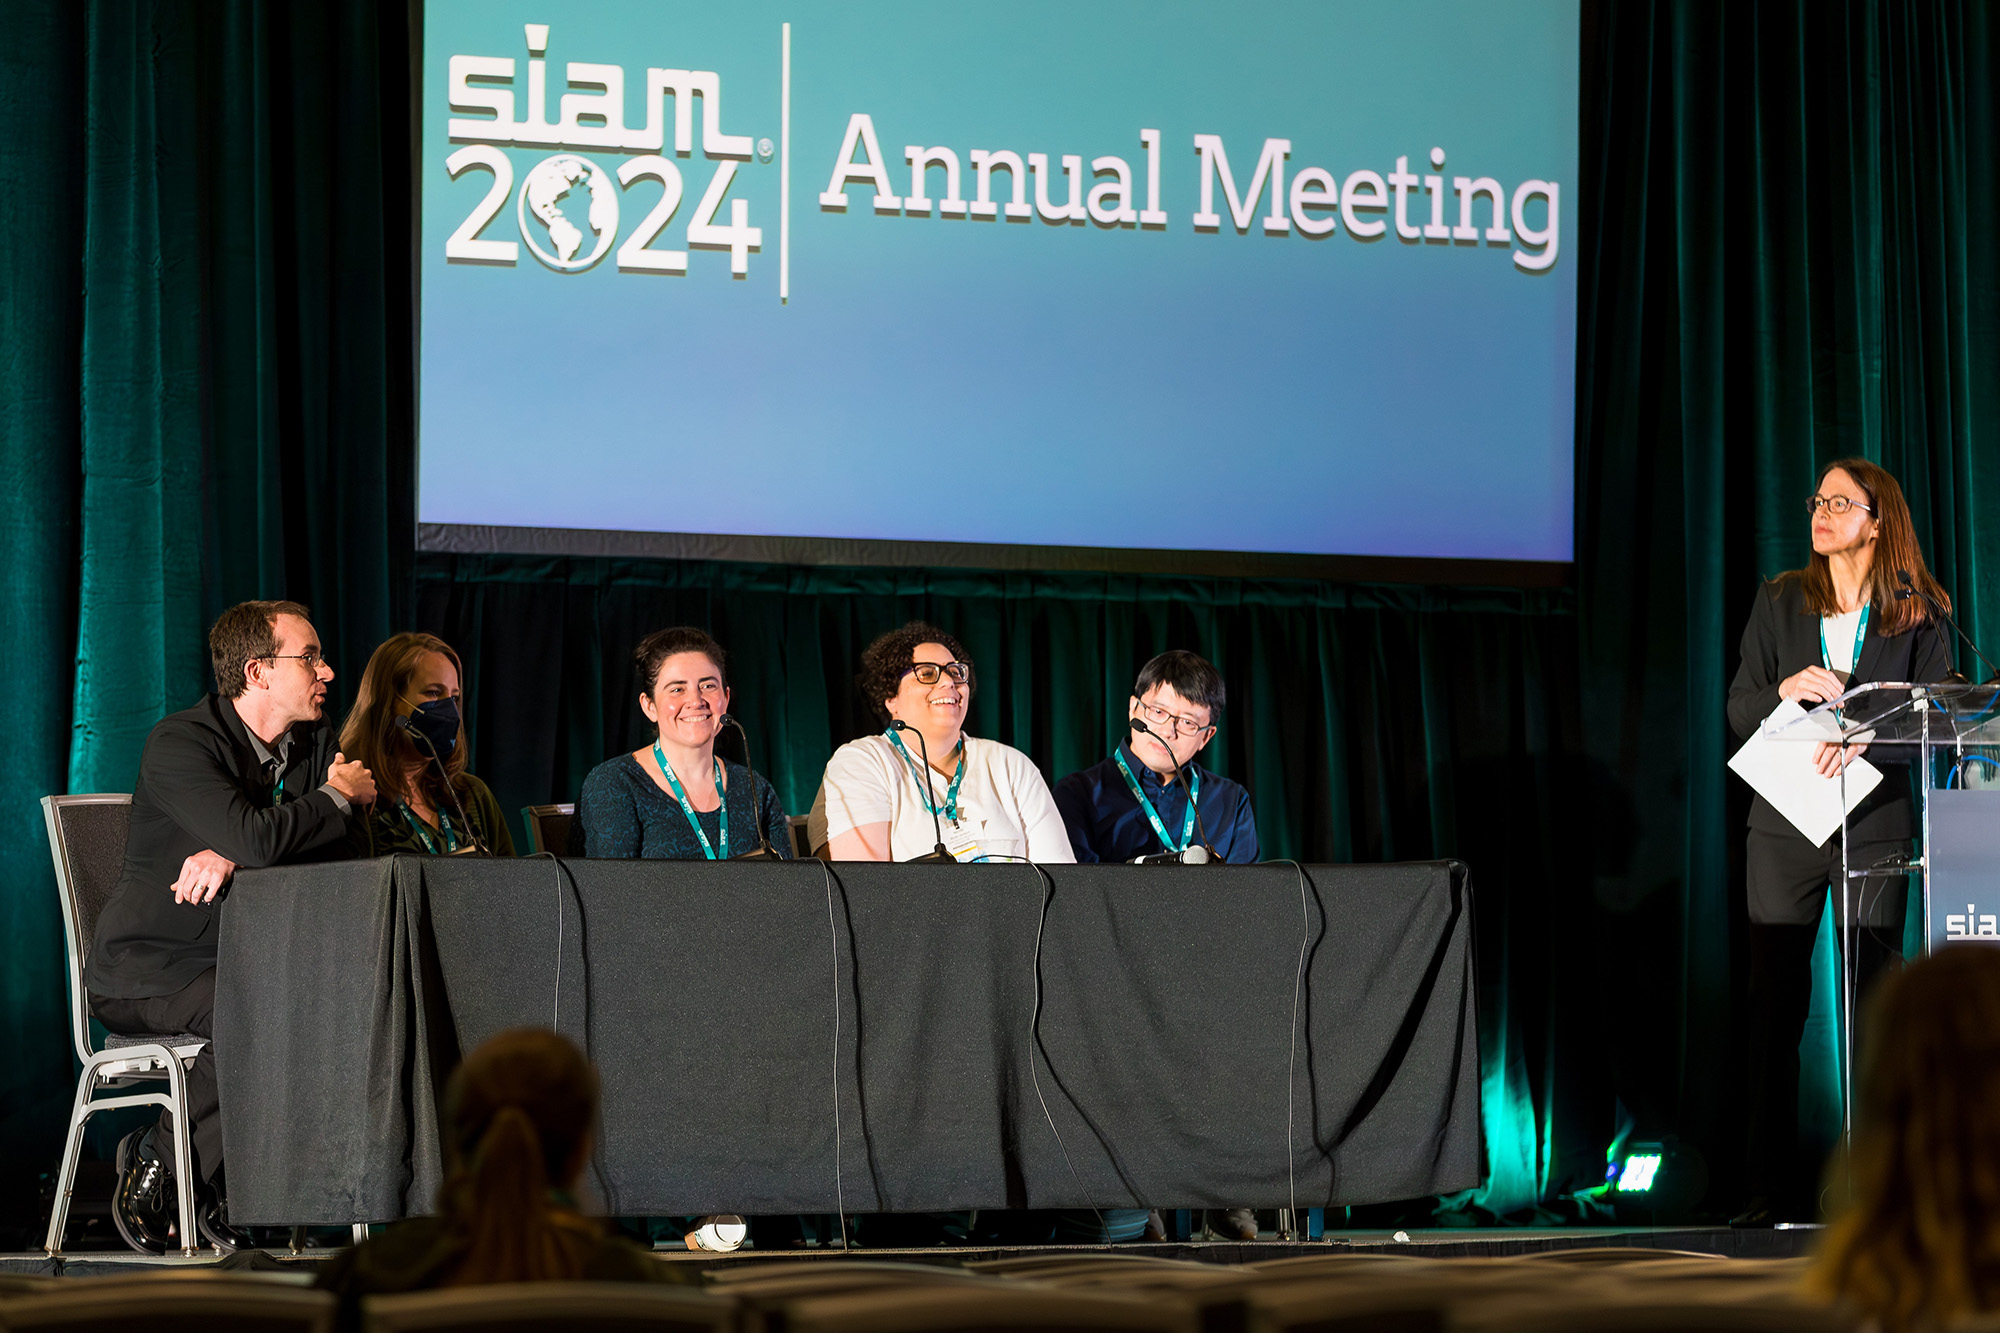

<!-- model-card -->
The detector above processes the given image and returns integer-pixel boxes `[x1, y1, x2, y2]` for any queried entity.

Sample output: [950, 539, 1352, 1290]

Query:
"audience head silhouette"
[440, 1027, 602, 1285]
[1813, 946, 2000, 1330]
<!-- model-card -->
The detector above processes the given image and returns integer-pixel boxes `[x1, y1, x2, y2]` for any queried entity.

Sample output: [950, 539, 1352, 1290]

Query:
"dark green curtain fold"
[1577, 0, 2000, 1183]
[0, 0, 411, 1224]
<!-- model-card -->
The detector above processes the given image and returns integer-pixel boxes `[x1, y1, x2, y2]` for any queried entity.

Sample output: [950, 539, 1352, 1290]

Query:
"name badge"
[945, 823, 984, 862]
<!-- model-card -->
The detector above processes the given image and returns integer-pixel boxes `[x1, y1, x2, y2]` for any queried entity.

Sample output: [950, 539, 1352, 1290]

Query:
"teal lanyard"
[884, 728, 966, 823]
[1114, 749, 1201, 853]
[270, 769, 287, 806]
[399, 800, 459, 855]
[654, 742, 728, 860]
[1820, 603, 1871, 680]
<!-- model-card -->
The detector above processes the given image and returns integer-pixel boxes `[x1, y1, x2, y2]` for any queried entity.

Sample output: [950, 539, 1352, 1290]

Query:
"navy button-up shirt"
[1051, 739, 1260, 864]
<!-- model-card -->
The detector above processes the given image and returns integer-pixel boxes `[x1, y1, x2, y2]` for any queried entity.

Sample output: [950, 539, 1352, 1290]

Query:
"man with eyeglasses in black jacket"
[86, 600, 374, 1252]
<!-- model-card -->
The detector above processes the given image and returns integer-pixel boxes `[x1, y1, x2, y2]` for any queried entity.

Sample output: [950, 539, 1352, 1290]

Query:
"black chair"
[521, 804, 576, 856]
[776, 1283, 1196, 1333]
[361, 1281, 738, 1332]
[0, 1276, 335, 1332]
[39, 794, 204, 1257]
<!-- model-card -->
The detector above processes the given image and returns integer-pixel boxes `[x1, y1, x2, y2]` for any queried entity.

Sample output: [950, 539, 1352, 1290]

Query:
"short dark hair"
[210, 600, 313, 699]
[1132, 650, 1225, 720]
[634, 626, 728, 695]
[857, 621, 972, 724]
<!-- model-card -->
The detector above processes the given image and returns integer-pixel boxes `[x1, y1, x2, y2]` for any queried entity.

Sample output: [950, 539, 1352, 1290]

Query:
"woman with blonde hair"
[317, 1028, 694, 1319]
[340, 632, 514, 856]
[1810, 947, 2000, 1330]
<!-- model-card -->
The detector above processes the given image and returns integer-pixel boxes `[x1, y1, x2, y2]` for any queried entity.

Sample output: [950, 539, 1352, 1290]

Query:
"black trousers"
[1743, 830, 1905, 1204]
[90, 968, 221, 1185]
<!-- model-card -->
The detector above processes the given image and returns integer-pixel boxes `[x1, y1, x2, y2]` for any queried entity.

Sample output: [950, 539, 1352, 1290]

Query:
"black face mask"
[405, 697, 460, 758]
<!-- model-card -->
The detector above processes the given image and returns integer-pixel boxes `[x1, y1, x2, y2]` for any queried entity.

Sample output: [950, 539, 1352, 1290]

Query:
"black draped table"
[213, 858, 1480, 1225]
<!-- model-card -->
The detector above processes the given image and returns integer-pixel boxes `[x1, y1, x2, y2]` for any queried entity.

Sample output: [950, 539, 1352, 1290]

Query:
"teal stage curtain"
[0, 0, 411, 1226]
[6, 0, 2000, 1239]
[1577, 0, 2000, 1186]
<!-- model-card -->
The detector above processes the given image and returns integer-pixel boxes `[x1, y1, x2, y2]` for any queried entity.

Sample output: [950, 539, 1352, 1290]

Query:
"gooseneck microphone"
[1128, 717, 1216, 864]
[719, 714, 780, 859]
[888, 720, 956, 863]
[393, 715, 490, 856]
[1896, 569, 1995, 683]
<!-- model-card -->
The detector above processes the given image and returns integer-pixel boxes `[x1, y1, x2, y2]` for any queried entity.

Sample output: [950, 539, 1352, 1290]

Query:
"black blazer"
[87, 693, 354, 1000]
[1727, 577, 1953, 842]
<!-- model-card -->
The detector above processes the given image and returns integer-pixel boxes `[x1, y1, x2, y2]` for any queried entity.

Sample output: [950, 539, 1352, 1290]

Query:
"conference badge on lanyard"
[399, 801, 461, 855]
[655, 742, 729, 860]
[1114, 749, 1200, 855]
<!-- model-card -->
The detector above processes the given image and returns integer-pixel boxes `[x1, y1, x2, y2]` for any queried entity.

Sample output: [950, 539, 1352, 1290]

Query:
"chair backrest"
[1513, 1246, 1723, 1266]
[1464, 1296, 1860, 1332]
[777, 1283, 1196, 1333]
[788, 815, 811, 859]
[0, 1278, 335, 1333]
[362, 1281, 737, 1333]
[42, 794, 133, 1066]
[521, 804, 575, 857]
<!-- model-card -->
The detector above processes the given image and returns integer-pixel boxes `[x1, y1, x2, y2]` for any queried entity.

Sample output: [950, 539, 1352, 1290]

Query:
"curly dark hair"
[633, 626, 728, 696]
[857, 621, 972, 724]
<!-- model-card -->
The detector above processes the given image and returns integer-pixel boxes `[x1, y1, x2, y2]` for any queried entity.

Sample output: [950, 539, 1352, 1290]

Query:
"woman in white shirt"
[809, 622, 1075, 863]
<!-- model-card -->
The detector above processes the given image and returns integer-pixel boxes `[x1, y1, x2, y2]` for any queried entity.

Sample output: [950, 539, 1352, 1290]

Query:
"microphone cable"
[815, 857, 850, 1249]
[528, 845, 616, 1210]
[393, 715, 490, 856]
[1011, 857, 1105, 1230]
[1263, 859, 1315, 1231]
[720, 714, 779, 858]
[1129, 718, 1217, 859]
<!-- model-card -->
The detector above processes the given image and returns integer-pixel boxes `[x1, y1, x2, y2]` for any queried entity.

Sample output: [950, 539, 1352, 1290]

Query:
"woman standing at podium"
[1726, 457, 1952, 1225]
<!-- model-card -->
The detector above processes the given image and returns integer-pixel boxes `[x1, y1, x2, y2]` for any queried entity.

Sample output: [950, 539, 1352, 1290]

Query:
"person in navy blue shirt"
[1052, 649, 1259, 865]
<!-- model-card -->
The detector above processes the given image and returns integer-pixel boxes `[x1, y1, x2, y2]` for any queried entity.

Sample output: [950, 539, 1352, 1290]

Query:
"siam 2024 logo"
[439, 19, 1564, 290]
[441, 23, 764, 276]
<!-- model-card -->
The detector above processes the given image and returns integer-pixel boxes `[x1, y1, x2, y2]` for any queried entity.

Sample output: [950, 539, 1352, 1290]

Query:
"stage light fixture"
[1611, 1148, 1662, 1193]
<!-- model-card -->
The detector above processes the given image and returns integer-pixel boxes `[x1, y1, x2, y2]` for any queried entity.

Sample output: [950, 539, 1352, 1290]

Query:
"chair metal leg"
[43, 1065, 99, 1256]
[162, 1055, 200, 1256]
[353, 1223, 370, 1244]
[289, 1225, 307, 1255]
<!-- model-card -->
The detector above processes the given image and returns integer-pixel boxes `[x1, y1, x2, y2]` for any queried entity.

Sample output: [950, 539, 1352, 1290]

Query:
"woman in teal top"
[576, 626, 791, 860]
[340, 632, 515, 857]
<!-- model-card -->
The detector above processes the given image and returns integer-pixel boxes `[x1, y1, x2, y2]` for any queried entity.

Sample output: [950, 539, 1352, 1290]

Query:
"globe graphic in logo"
[516, 154, 619, 271]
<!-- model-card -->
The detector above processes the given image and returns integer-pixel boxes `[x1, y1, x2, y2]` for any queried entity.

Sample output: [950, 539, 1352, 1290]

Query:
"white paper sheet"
[1727, 699, 1883, 847]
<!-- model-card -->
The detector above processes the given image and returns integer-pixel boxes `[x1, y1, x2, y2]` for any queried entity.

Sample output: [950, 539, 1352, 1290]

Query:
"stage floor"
[1, 1226, 1822, 1277]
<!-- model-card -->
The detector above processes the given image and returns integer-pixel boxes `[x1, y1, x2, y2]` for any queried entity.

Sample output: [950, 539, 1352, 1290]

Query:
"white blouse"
[808, 734, 1077, 864]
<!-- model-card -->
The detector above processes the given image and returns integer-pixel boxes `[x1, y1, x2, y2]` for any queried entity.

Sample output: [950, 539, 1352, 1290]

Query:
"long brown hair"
[338, 632, 469, 808]
[1809, 948, 2000, 1330]
[1781, 457, 1948, 635]
[438, 1028, 602, 1286]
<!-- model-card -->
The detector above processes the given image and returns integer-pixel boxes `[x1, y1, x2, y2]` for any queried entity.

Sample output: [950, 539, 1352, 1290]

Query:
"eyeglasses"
[904, 661, 972, 686]
[1808, 495, 1873, 517]
[263, 651, 326, 671]
[1136, 700, 1213, 737]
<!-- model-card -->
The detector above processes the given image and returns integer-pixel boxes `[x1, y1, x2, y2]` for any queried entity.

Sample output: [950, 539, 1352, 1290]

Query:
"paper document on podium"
[1727, 699, 1883, 847]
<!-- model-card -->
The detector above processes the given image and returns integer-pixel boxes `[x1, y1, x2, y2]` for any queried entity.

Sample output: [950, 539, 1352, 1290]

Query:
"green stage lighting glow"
[1614, 1152, 1662, 1193]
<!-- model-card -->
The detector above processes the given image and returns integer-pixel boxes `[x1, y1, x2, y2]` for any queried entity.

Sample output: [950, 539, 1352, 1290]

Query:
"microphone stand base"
[905, 849, 958, 864]
[731, 847, 783, 860]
